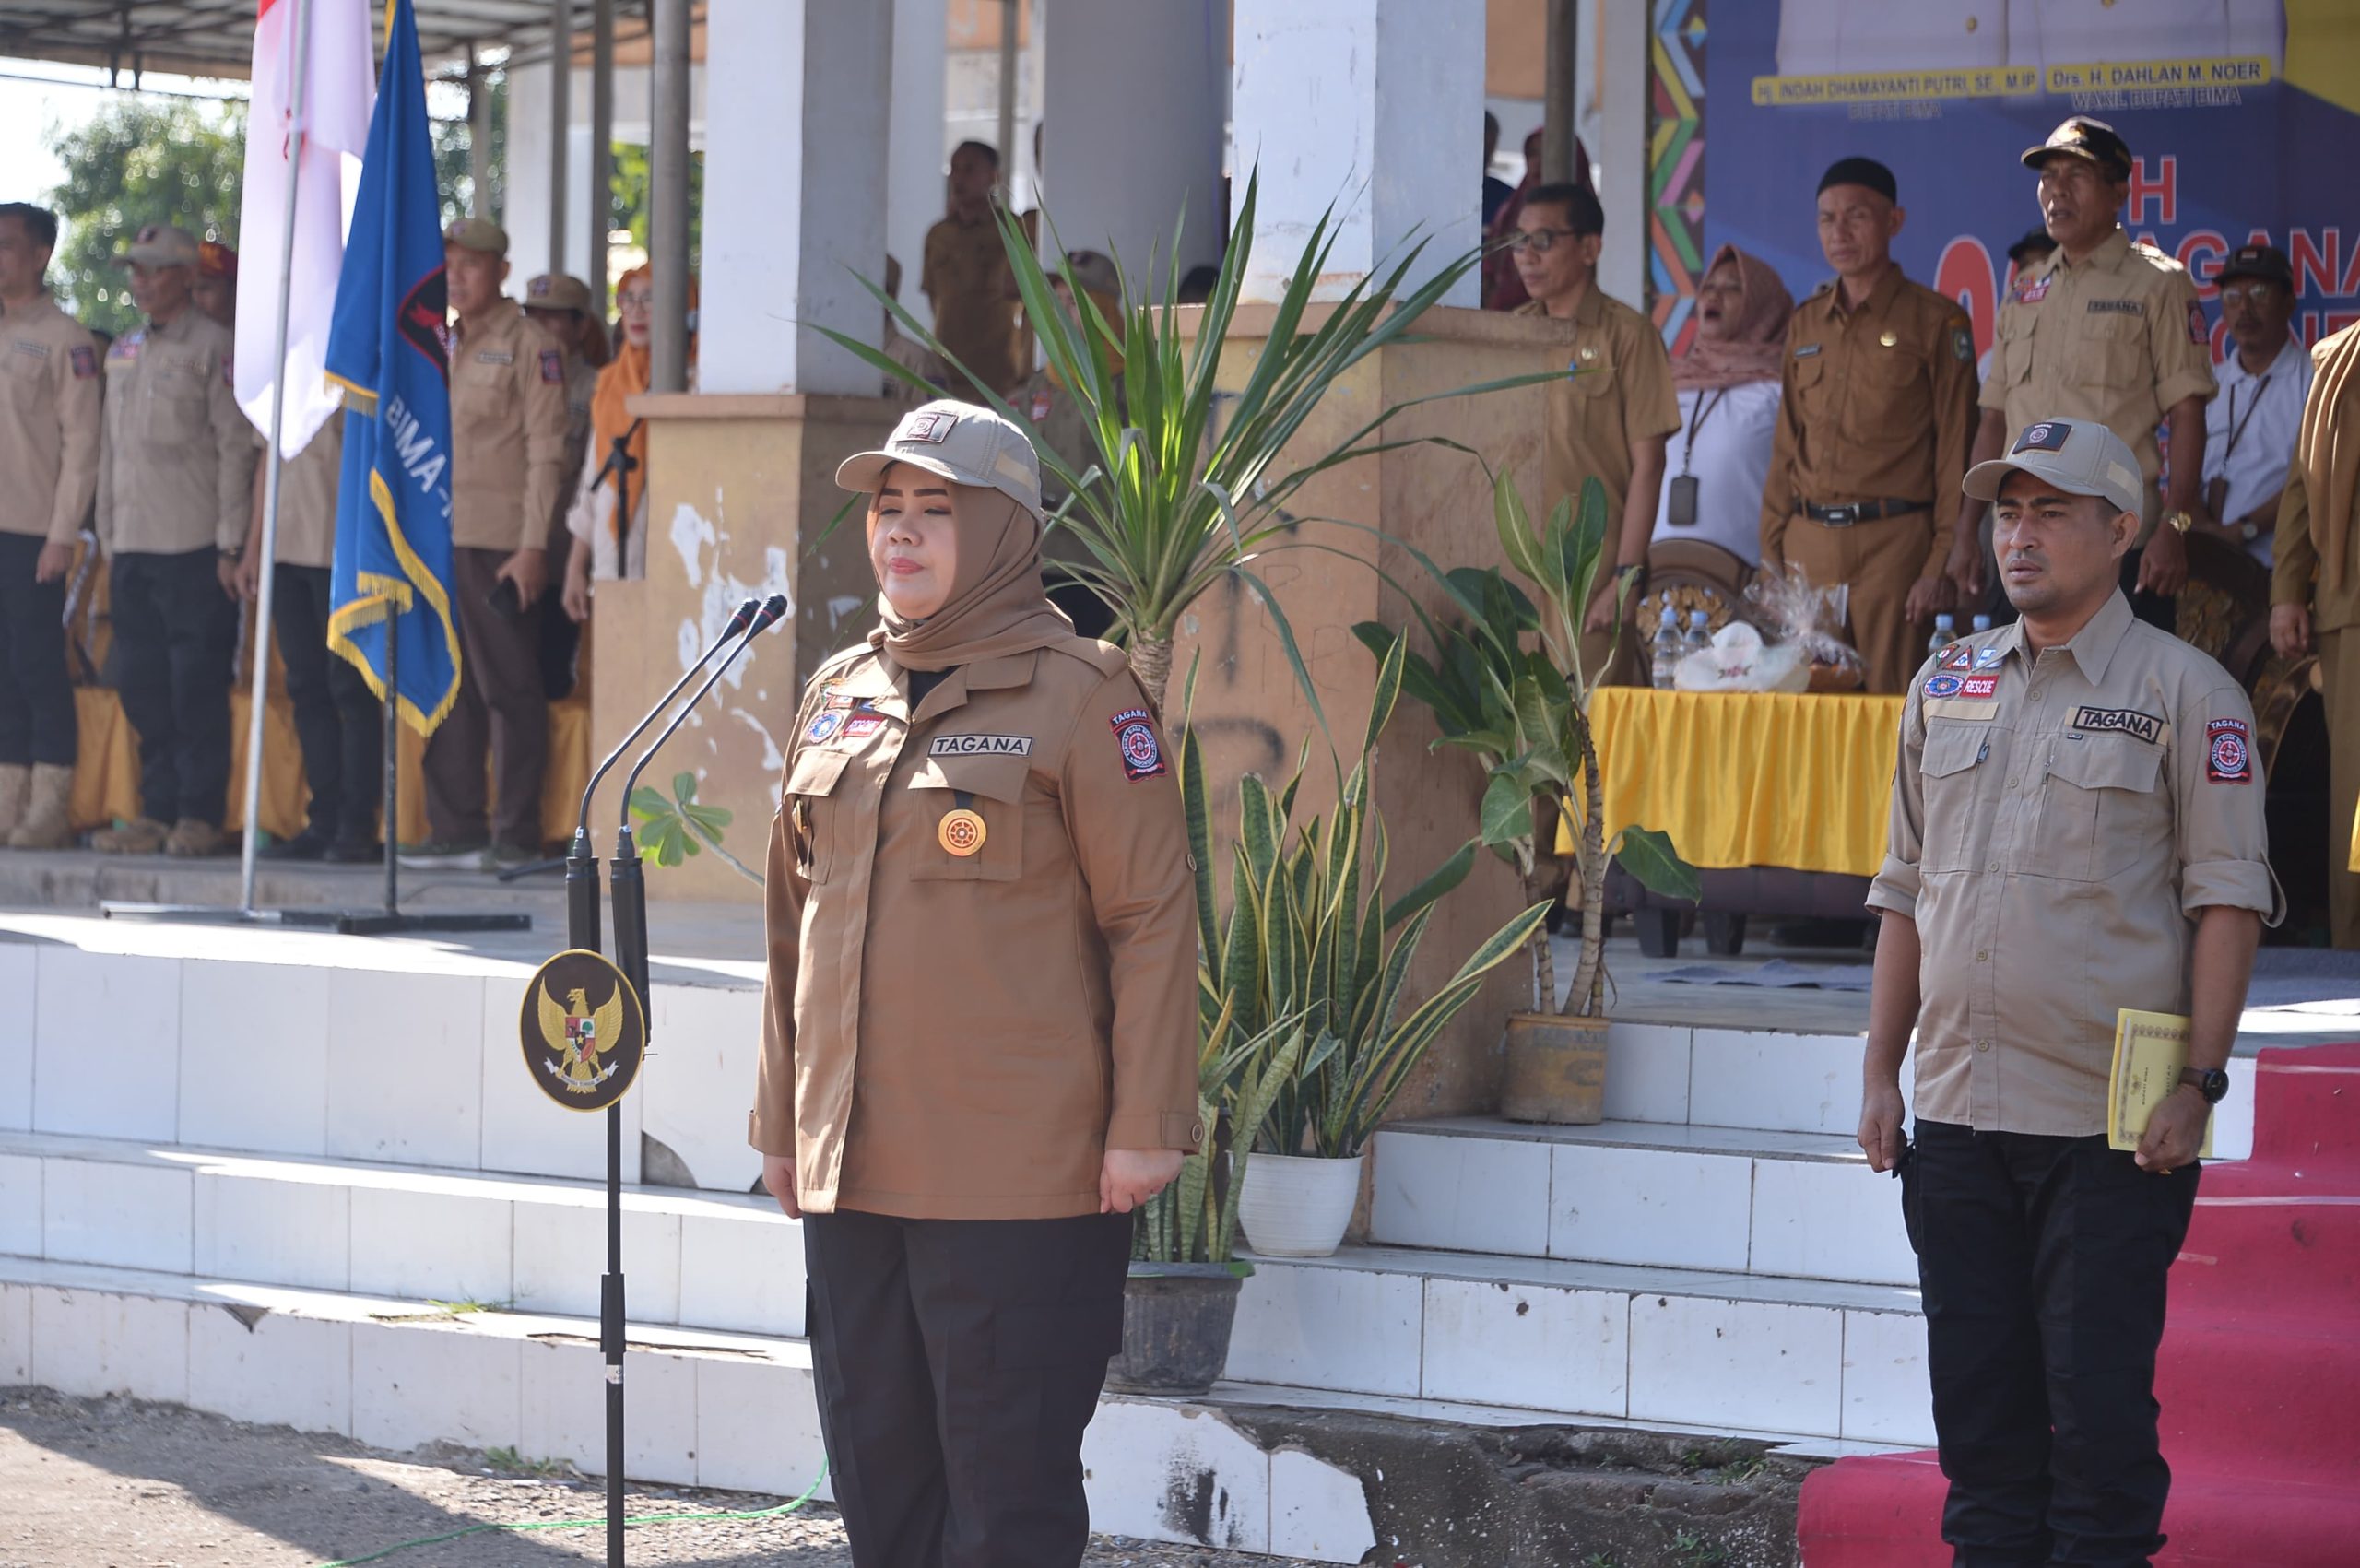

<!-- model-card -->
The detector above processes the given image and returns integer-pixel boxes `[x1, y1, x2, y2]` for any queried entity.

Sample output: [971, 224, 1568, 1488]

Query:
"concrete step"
[0, 1255, 1906, 1565]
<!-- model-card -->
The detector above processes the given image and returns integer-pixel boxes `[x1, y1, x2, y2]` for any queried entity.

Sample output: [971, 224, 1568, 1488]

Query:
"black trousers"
[109, 550, 237, 825]
[1903, 1119, 2201, 1568]
[0, 532, 76, 766]
[802, 1208, 1130, 1568]
[422, 546, 548, 847]
[272, 563, 382, 842]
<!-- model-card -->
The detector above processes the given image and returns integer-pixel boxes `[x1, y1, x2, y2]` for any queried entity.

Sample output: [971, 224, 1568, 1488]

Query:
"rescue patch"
[2013, 420, 2073, 454]
[903, 409, 958, 443]
[1109, 707, 1166, 782]
[2206, 716, 2253, 783]
[2188, 302, 2208, 345]
[69, 345, 96, 379]
[1923, 673, 1965, 699]
[2017, 276, 2051, 303]
[843, 712, 885, 739]
[929, 733, 1032, 757]
[539, 348, 563, 384]
[1952, 325, 1974, 362]
[806, 710, 844, 745]
[1961, 673, 2000, 700]
[2085, 298, 2143, 315]
[2072, 705, 2163, 744]
[475, 348, 514, 365]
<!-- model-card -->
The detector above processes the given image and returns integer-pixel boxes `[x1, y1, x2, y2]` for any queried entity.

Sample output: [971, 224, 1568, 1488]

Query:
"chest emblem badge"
[938, 807, 987, 857]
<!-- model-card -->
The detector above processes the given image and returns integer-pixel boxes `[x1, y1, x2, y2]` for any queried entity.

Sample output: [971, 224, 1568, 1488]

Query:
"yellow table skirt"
[69, 687, 593, 847]
[1554, 688, 1907, 880]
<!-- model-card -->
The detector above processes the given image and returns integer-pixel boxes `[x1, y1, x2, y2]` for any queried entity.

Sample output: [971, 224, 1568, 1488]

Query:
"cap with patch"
[2216, 243, 2293, 292]
[196, 240, 237, 279]
[2021, 116, 2132, 181]
[443, 217, 511, 256]
[835, 400, 1044, 518]
[523, 273, 592, 313]
[1962, 418, 2143, 515]
[120, 223, 200, 268]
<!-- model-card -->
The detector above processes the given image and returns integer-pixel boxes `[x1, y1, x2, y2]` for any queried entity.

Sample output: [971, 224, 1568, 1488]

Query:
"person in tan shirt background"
[0, 202, 100, 852]
[1864, 416, 2276, 1566]
[1761, 157, 1978, 693]
[921, 140, 1021, 401]
[753, 401, 1198, 1567]
[1510, 181, 1680, 684]
[1951, 117, 2217, 634]
[94, 222, 256, 859]
[405, 218, 569, 870]
[522, 271, 603, 703]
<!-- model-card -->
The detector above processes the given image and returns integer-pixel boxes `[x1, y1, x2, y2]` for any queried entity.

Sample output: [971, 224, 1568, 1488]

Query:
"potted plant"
[1363, 471, 1699, 1124]
[1209, 637, 1550, 1257]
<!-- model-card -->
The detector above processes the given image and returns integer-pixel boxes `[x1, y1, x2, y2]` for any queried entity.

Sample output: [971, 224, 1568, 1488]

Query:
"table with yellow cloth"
[67, 688, 593, 847]
[1556, 688, 1907, 879]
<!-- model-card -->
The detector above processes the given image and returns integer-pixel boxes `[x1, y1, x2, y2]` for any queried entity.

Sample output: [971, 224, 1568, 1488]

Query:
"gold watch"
[2164, 509, 2195, 535]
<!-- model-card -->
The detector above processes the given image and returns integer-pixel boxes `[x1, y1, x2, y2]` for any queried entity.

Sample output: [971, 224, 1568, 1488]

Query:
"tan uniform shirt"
[922, 212, 1019, 396]
[1868, 591, 2282, 1135]
[2270, 324, 2360, 632]
[97, 309, 255, 557]
[549, 354, 599, 554]
[1517, 289, 1682, 525]
[0, 292, 101, 545]
[1983, 230, 2217, 530]
[751, 638, 1205, 1220]
[448, 299, 571, 555]
[272, 414, 344, 571]
[1761, 266, 1980, 573]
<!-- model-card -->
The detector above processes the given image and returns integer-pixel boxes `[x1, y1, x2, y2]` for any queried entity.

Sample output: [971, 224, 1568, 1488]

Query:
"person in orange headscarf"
[560, 264, 694, 623]
[1652, 244, 1792, 566]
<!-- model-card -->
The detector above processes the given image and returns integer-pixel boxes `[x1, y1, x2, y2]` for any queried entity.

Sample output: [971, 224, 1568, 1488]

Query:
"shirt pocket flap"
[785, 747, 852, 798]
[906, 752, 1029, 803]
[2047, 735, 2162, 794]
[1921, 723, 1988, 780]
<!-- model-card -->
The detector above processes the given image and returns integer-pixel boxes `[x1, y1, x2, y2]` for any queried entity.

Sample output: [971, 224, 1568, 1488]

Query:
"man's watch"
[2178, 1067, 2230, 1104]
[2163, 509, 2196, 536]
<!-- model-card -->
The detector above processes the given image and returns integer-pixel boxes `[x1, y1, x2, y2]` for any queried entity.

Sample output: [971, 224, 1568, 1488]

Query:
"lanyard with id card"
[1666, 387, 1726, 528]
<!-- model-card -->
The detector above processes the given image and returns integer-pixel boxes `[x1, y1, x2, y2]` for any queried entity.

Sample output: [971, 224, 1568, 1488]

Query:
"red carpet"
[1798, 1044, 2360, 1567]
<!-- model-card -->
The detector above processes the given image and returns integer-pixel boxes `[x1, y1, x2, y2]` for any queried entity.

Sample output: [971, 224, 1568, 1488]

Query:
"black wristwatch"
[2178, 1067, 2230, 1104]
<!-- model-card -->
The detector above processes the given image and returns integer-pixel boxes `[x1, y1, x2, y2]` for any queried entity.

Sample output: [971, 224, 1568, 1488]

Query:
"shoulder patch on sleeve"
[2206, 716, 2253, 783]
[2188, 302, 2209, 346]
[539, 348, 563, 384]
[70, 345, 96, 379]
[1952, 324, 1974, 362]
[1109, 707, 1168, 782]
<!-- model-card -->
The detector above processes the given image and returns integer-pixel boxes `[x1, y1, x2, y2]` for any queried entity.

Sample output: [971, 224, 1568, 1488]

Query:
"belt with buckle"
[1803, 499, 1930, 526]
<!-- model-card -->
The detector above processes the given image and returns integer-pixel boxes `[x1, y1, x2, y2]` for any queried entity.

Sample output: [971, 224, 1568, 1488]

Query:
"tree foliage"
[43, 97, 247, 337]
[430, 72, 507, 230]
[608, 141, 702, 269]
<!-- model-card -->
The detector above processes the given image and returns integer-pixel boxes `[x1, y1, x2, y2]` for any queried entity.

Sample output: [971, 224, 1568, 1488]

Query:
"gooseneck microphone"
[617, 592, 791, 831]
[573, 595, 761, 842]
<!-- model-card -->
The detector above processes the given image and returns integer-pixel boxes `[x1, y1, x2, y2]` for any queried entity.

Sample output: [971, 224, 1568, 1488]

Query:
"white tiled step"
[1228, 1244, 1934, 1447]
[0, 1129, 804, 1337]
[1370, 1117, 1919, 1285]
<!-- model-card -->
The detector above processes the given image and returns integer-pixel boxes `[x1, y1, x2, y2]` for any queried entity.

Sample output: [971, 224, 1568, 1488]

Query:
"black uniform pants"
[109, 550, 237, 825]
[272, 563, 382, 843]
[1903, 1119, 2200, 1568]
[802, 1208, 1130, 1568]
[0, 532, 76, 766]
[421, 545, 547, 848]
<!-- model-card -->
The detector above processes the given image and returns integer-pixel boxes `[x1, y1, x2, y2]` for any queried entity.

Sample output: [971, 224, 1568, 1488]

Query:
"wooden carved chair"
[1637, 537, 1757, 645]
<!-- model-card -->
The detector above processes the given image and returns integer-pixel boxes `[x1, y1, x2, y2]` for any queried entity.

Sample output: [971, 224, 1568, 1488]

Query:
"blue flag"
[324, 0, 460, 733]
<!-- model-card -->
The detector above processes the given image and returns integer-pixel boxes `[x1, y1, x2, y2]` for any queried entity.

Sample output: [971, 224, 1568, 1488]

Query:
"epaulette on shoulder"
[1041, 637, 1134, 679]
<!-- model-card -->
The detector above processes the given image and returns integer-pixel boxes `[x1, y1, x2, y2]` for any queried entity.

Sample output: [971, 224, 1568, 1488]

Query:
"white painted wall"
[1041, 0, 1226, 289]
[1587, 0, 1649, 311]
[1231, 0, 1483, 307]
[886, 0, 950, 333]
[698, 0, 891, 395]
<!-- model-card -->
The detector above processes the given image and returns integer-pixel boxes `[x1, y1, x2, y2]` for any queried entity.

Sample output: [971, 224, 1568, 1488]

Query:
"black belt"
[1802, 499, 1930, 526]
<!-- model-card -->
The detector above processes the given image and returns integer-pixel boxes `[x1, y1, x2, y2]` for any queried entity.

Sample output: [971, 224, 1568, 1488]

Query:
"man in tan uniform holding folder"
[1861, 416, 2280, 1567]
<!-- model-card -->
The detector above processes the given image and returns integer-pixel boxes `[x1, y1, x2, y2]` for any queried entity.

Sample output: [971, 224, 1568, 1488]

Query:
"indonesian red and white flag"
[236, 0, 376, 457]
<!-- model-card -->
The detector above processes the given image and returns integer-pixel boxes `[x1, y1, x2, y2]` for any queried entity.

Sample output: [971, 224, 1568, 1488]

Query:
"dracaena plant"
[1193, 636, 1551, 1161]
[1357, 470, 1700, 1017]
[821, 167, 1553, 714]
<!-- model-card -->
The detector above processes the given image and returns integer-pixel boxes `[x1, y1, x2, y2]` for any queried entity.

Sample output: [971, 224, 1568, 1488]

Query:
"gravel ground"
[0, 1388, 1335, 1568]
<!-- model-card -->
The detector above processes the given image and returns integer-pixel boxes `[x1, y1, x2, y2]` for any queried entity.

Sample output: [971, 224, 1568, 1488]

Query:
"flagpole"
[241, 0, 319, 912]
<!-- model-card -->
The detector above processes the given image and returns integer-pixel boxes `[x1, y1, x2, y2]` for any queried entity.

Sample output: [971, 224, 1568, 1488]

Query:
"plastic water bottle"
[1651, 616, 1683, 690]
[1927, 613, 1955, 660]
[1971, 614, 1993, 635]
[1684, 609, 1713, 659]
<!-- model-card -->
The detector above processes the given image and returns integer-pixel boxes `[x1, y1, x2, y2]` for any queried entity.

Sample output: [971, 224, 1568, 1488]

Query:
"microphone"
[616, 592, 789, 831]
[574, 595, 761, 843]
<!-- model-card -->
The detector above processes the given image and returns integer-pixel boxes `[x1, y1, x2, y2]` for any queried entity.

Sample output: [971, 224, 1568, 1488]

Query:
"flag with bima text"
[324, 0, 461, 734]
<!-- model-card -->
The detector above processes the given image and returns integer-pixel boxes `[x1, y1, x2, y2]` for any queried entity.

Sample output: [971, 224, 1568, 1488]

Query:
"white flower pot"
[1237, 1151, 1365, 1258]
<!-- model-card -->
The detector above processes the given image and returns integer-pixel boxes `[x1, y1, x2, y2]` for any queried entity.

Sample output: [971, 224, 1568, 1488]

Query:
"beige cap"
[523, 273, 592, 313]
[443, 216, 511, 255]
[836, 400, 1044, 517]
[1963, 418, 2142, 515]
[121, 223, 199, 268]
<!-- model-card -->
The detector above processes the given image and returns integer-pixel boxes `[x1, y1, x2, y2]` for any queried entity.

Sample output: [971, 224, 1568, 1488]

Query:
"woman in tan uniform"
[752, 399, 1203, 1567]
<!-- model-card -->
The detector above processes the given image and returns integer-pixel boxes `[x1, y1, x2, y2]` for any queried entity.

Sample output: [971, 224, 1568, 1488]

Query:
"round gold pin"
[1579, 345, 1599, 361]
[1879, 329, 1898, 347]
[938, 808, 987, 857]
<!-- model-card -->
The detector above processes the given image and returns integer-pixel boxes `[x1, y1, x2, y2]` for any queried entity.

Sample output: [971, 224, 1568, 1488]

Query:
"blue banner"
[1697, 3, 2360, 360]
[324, 0, 461, 734]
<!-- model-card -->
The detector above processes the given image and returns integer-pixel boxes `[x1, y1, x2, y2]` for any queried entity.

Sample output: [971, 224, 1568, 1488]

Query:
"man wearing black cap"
[1761, 157, 1979, 692]
[2199, 244, 2309, 564]
[1950, 117, 2216, 635]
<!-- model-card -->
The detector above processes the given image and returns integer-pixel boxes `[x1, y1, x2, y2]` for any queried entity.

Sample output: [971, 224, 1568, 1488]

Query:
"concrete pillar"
[1040, 0, 1224, 283]
[886, 0, 949, 334]
[502, 61, 595, 286]
[1231, 0, 1482, 306]
[699, 0, 891, 395]
[1590, 0, 1648, 309]
[589, 0, 614, 314]
[548, 0, 571, 275]
[651, 0, 693, 392]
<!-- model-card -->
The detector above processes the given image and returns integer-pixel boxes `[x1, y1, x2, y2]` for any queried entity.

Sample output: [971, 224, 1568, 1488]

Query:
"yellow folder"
[2108, 1009, 2214, 1157]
